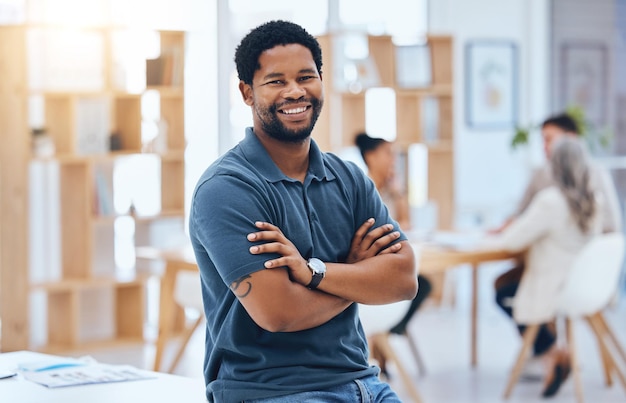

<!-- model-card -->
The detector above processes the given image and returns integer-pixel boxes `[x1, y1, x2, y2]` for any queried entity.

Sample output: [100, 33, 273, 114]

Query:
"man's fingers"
[262, 256, 298, 269]
[361, 223, 395, 247]
[248, 241, 287, 255]
[378, 242, 402, 255]
[253, 221, 283, 233]
[371, 230, 400, 249]
[351, 218, 375, 244]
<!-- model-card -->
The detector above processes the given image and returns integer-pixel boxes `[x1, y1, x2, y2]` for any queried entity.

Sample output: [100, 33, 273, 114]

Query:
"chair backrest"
[358, 300, 411, 335]
[556, 232, 625, 317]
[174, 270, 204, 311]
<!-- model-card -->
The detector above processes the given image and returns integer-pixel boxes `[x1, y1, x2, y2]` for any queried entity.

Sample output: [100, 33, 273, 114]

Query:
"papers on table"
[418, 230, 487, 251]
[0, 367, 17, 379]
[18, 357, 87, 372]
[17, 357, 155, 388]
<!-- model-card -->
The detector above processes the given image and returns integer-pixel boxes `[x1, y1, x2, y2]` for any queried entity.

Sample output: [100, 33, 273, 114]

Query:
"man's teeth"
[282, 107, 307, 114]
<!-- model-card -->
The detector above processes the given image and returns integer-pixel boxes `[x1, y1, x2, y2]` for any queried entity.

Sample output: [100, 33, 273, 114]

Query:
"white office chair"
[168, 270, 204, 373]
[359, 301, 423, 403]
[503, 232, 626, 402]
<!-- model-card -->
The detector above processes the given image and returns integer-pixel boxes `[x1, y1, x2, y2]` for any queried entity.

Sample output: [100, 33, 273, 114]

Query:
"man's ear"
[239, 81, 254, 106]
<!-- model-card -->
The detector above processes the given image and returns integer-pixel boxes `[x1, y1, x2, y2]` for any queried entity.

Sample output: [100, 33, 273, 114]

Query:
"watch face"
[308, 258, 326, 274]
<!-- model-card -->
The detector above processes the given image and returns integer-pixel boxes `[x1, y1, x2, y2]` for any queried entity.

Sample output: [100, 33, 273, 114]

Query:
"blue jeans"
[243, 374, 402, 402]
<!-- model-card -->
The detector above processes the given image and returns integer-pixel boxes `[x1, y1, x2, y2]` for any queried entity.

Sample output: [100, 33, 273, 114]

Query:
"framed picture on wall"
[560, 42, 608, 127]
[465, 41, 518, 129]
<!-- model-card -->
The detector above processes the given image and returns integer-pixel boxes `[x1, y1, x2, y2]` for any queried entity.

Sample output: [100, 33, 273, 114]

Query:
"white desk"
[0, 351, 207, 403]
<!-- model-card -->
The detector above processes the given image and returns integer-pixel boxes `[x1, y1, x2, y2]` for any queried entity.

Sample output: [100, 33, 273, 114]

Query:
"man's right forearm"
[271, 282, 353, 332]
[237, 267, 353, 333]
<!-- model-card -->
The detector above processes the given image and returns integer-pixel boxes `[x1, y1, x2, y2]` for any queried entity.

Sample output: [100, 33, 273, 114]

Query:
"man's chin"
[280, 117, 311, 131]
[278, 131, 311, 143]
[263, 122, 313, 142]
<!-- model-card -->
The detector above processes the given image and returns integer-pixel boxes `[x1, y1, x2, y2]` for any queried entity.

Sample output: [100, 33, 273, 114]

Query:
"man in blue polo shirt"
[189, 20, 417, 403]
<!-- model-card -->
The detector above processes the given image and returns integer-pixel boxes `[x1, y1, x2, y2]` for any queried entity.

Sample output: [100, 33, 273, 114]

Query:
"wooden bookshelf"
[8, 26, 188, 351]
[0, 26, 30, 351]
[315, 33, 456, 229]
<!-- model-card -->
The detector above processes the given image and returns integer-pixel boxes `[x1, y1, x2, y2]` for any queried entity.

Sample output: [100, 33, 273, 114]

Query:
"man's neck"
[255, 130, 310, 182]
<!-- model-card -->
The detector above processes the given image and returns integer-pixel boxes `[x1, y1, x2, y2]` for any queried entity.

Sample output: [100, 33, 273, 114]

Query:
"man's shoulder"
[321, 150, 365, 179]
[194, 148, 264, 193]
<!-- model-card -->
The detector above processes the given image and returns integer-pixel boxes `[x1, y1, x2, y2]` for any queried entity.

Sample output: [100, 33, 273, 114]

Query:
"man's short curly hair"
[234, 20, 323, 85]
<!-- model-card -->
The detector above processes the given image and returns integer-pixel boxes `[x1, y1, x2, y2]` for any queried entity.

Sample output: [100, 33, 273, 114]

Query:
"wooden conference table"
[138, 236, 520, 372]
[417, 241, 521, 367]
[0, 351, 206, 403]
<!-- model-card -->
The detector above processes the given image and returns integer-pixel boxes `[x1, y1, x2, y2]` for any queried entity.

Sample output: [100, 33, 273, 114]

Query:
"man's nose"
[283, 81, 306, 99]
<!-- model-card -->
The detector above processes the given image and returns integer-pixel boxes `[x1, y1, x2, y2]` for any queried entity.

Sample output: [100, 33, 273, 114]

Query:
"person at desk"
[355, 132, 432, 337]
[189, 20, 417, 403]
[492, 113, 622, 375]
[487, 136, 603, 397]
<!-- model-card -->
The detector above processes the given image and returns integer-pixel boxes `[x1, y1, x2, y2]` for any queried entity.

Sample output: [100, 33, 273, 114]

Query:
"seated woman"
[355, 133, 432, 337]
[484, 136, 603, 397]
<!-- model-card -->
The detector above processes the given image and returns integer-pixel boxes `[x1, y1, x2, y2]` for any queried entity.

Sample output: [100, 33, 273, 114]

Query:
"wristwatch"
[306, 258, 326, 290]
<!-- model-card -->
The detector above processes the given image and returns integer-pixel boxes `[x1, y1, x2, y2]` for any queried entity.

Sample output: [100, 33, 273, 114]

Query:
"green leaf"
[511, 126, 529, 150]
[564, 105, 588, 137]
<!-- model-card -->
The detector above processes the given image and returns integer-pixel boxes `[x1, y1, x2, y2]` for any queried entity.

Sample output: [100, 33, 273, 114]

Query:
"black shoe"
[389, 323, 406, 335]
[542, 354, 571, 398]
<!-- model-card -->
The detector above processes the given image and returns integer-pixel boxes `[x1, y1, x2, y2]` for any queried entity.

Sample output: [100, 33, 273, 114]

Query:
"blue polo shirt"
[189, 128, 406, 402]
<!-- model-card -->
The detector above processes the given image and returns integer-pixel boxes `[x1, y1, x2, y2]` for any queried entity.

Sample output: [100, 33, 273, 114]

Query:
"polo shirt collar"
[240, 127, 336, 183]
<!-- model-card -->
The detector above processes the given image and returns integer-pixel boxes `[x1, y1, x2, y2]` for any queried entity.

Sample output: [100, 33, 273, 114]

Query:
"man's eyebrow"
[261, 69, 318, 81]
[261, 72, 284, 81]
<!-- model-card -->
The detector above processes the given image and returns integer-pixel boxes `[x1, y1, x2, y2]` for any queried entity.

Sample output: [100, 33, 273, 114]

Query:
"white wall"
[429, 0, 550, 227]
[551, 0, 617, 158]
[185, 0, 219, 224]
[619, 0, 626, 95]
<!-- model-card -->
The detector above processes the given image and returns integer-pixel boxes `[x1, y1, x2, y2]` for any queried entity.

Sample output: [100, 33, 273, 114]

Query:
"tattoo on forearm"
[231, 274, 252, 298]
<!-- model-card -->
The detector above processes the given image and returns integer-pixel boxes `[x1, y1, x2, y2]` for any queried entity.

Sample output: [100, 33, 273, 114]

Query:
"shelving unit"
[314, 33, 455, 229]
[25, 28, 187, 351]
[0, 26, 30, 351]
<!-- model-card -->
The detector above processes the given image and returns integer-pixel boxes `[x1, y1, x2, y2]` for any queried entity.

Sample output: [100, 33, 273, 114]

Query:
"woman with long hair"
[487, 136, 602, 397]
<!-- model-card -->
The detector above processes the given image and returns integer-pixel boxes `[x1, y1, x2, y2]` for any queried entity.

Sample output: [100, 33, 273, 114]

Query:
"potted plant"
[511, 105, 613, 154]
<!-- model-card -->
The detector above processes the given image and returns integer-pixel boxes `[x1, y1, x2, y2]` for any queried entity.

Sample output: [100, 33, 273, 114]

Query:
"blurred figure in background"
[485, 136, 604, 397]
[355, 132, 432, 336]
[492, 113, 622, 377]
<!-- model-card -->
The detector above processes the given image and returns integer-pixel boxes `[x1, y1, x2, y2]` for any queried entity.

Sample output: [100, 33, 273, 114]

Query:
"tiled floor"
[67, 262, 626, 402]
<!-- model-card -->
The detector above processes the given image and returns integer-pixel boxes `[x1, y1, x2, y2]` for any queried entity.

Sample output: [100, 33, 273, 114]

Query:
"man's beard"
[255, 97, 323, 143]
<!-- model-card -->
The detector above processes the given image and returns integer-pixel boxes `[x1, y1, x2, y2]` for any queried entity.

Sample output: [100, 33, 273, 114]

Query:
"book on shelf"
[76, 97, 110, 155]
[146, 46, 183, 87]
[421, 96, 439, 143]
[93, 164, 114, 217]
[396, 44, 432, 89]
